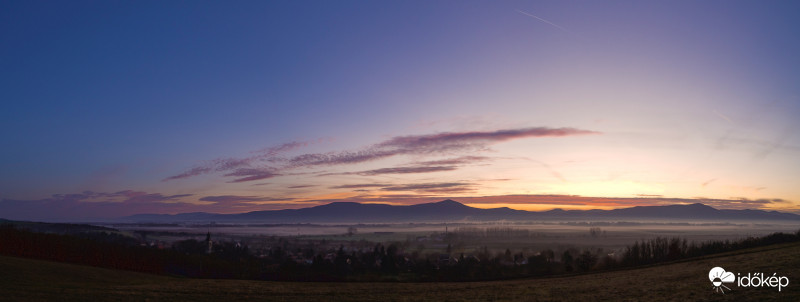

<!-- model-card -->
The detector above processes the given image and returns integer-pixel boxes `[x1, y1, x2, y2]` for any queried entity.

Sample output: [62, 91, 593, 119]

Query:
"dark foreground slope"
[1, 242, 798, 301]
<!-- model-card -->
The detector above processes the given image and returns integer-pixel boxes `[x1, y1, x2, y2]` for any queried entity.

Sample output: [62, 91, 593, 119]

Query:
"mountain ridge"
[116, 199, 800, 223]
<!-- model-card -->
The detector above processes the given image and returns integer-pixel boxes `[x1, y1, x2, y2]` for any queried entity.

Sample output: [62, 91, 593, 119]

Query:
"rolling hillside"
[2, 242, 798, 301]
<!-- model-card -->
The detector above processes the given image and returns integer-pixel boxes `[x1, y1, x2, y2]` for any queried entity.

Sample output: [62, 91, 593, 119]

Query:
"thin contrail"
[530, 159, 567, 182]
[713, 110, 734, 124]
[516, 9, 571, 34]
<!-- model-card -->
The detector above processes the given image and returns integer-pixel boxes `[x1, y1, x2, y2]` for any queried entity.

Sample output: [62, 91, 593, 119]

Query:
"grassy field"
[1, 242, 798, 301]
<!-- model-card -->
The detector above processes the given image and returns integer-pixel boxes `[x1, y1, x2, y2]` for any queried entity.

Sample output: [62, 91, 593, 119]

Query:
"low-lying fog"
[103, 219, 800, 253]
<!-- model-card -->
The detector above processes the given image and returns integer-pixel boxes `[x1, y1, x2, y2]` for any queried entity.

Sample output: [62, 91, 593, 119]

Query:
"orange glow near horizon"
[464, 203, 620, 212]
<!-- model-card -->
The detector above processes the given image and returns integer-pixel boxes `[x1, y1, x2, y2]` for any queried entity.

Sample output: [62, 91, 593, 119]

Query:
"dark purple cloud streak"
[322, 156, 490, 176]
[0, 191, 305, 221]
[164, 127, 599, 183]
[329, 184, 393, 189]
[163, 141, 308, 181]
[287, 127, 598, 167]
[381, 182, 475, 193]
[417, 156, 490, 166]
[376, 127, 599, 153]
[199, 195, 295, 203]
[347, 166, 458, 176]
[223, 168, 279, 183]
[163, 166, 212, 181]
[0, 191, 195, 221]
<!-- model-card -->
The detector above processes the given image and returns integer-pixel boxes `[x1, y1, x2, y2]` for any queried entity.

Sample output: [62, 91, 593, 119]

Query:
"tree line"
[619, 231, 800, 266]
[1, 223, 798, 282]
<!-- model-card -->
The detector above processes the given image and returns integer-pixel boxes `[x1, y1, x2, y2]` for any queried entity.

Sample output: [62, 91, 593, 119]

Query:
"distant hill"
[0, 219, 117, 234]
[115, 199, 800, 223]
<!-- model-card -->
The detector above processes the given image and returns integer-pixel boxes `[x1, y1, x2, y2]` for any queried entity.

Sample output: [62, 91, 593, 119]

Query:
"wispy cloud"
[373, 127, 598, 155]
[417, 156, 490, 166]
[44, 190, 192, 203]
[0, 191, 195, 221]
[163, 166, 212, 181]
[329, 183, 393, 189]
[322, 156, 490, 177]
[116, 191, 193, 203]
[382, 182, 475, 193]
[0, 191, 308, 221]
[253, 141, 311, 157]
[354, 166, 457, 176]
[287, 185, 315, 189]
[199, 195, 295, 204]
[163, 141, 308, 181]
[331, 182, 477, 194]
[223, 168, 279, 183]
[165, 127, 599, 183]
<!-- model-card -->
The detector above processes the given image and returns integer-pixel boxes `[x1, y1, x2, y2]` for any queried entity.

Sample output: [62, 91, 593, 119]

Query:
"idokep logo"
[708, 266, 790, 294]
[709, 267, 735, 294]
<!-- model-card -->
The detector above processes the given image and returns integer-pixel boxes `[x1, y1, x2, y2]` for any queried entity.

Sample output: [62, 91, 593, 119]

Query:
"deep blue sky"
[1, 1, 799, 220]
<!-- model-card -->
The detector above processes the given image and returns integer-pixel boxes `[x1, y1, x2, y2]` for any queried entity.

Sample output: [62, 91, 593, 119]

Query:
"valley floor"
[2, 242, 799, 301]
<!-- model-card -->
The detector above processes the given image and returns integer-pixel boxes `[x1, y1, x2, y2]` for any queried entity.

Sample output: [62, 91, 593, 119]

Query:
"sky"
[1, 0, 799, 221]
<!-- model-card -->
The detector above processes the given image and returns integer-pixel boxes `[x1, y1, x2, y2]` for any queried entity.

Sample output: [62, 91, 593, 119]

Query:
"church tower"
[205, 231, 212, 254]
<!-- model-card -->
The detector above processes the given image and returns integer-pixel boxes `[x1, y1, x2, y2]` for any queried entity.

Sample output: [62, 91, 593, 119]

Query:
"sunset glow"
[1, 1, 799, 221]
